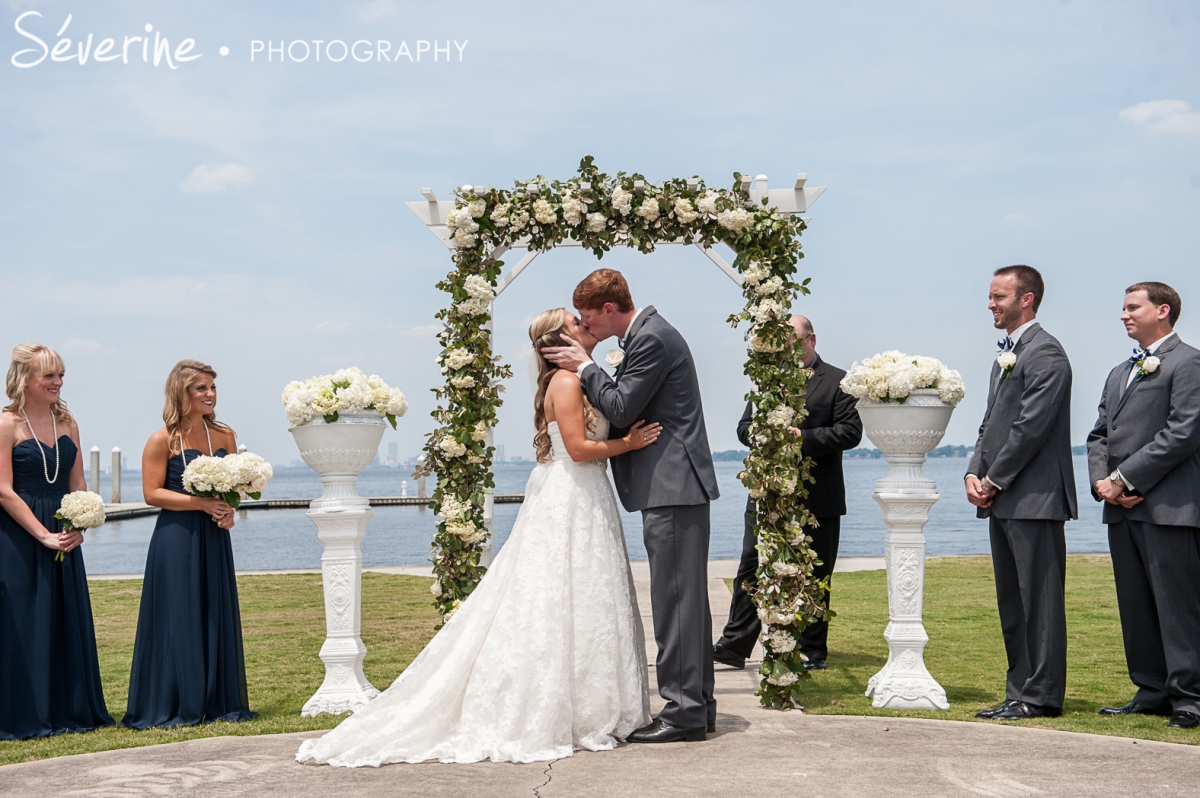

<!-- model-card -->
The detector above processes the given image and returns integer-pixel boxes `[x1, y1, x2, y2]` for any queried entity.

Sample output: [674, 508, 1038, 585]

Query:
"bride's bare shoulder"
[547, 368, 582, 392]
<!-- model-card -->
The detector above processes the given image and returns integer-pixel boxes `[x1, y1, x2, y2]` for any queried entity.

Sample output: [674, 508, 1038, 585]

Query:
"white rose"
[1142, 355, 1160, 373]
[439, 437, 467, 458]
[585, 212, 607, 232]
[997, 351, 1017, 370]
[605, 350, 624, 368]
[430, 581, 442, 597]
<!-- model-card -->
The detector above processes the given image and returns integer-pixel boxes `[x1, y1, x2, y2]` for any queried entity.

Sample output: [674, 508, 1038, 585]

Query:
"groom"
[543, 268, 720, 743]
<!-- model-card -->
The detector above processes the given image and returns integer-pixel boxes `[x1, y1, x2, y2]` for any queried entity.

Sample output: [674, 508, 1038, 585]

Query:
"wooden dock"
[104, 494, 526, 520]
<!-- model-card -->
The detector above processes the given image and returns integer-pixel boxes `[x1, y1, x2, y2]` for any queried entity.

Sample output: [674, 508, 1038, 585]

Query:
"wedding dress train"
[297, 416, 650, 766]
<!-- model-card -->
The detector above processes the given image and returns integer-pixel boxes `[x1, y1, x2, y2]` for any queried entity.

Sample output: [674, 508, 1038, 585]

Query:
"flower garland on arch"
[416, 155, 822, 709]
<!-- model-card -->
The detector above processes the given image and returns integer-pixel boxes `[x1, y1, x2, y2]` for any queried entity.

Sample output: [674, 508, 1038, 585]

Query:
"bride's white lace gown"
[297, 416, 650, 767]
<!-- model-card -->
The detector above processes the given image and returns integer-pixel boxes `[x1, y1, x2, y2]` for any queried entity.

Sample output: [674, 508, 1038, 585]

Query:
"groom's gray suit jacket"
[1086, 334, 1200, 527]
[580, 307, 719, 511]
[967, 322, 1077, 521]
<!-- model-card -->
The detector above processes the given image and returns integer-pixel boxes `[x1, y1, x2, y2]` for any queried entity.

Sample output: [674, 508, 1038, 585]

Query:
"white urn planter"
[290, 410, 386, 716]
[856, 388, 954, 711]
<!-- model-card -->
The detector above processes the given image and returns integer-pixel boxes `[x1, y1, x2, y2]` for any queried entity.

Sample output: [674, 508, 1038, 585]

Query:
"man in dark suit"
[712, 315, 862, 671]
[543, 269, 720, 744]
[966, 264, 1077, 721]
[1087, 281, 1200, 730]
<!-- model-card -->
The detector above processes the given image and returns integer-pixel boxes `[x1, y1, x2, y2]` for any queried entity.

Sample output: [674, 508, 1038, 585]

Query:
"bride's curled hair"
[529, 309, 597, 463]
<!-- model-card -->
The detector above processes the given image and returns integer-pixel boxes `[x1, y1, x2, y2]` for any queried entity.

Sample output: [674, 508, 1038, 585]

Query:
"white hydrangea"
[717, 207, 752, 233]
[533, 198, 557, 224]
[771, 560, 801, 577]
[767, 405, 795, 427]
[455, 297, 490, 317]
[697, 189, 719, 215]
[438, 494, 467, 519]
[490, 203, 510, 226]
[466, 453, 484, 464]
[839, 351, 966, 406]
[225, 451, 274, 498]
[439, 436, 467, 458]
[471, 421, 488, 442]
[463, 275, 494, 303]
[755, 275, 784, 295]
[766, 627, 798, 654]
[445, 519, 487, 544]
[451, 376, 475, 389]
[749, 332, 785, 353]
[766, 671, 799, 687]
[757, 606, 796, 626]
[611, 185, 633, 216]
[181, 455, 238, 495]
[636, 197, 661, 222]
[561, 192, 586, 225]
[585, 212, 607, 232]
[509, 210, 530, 232]
[446, 206, 480, 250]
[742, 260, 769, 285]
[467, 198, 487, 218]
[673, 197, 698, 223]
[57, 491, 106, 530]
[443, 349, 476, 370]
[748, 298, 790, 324]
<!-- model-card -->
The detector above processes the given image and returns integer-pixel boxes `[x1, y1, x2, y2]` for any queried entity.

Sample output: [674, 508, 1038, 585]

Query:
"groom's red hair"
[573, 269, 634, 312]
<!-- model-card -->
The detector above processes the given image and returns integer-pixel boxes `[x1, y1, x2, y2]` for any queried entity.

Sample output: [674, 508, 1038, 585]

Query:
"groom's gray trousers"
[642, 504, 716, 730]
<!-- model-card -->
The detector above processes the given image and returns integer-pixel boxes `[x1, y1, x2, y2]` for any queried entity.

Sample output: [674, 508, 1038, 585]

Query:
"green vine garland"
[415, 156, 824, 708]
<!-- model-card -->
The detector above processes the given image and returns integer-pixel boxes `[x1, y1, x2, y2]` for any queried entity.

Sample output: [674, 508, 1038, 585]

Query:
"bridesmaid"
[122, 359, 256, 729]
[0, 344, 114, 739]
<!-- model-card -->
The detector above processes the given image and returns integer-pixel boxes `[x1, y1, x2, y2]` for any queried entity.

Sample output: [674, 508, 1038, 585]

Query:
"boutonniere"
[997, 351, 1017, 379]
[605, 349, 624, 372]
[1136, 355, 1160, 378]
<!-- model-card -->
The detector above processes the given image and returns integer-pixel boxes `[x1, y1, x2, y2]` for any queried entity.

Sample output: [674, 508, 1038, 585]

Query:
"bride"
[297, 308, 660, 767]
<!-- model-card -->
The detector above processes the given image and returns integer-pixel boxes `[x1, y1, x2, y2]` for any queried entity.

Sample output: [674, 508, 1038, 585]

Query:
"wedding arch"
[407, 157, 827, 708]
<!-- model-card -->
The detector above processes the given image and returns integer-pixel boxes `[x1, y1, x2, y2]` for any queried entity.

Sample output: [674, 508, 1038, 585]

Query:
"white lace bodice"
[546, 416, 610, 469]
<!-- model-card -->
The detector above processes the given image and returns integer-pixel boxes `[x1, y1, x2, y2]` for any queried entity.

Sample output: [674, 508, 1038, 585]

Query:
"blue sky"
[1, 0, 1197, 468]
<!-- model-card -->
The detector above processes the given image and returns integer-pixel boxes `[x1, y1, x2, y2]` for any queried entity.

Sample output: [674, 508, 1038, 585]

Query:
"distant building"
[497, 444, 506, 463]
[386, 442, 399, 468]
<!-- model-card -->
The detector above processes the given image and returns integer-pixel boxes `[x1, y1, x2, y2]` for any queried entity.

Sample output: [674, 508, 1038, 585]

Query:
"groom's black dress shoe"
[1168, 710, 1200, 729]
[802, 658, 827, 671]
[975, 700, 1018, 719]
[627, 718, 707, 743]
[991, 701, 1061, 720]
[712, 643, 746, 669]
[1099, 701, 1172, 717]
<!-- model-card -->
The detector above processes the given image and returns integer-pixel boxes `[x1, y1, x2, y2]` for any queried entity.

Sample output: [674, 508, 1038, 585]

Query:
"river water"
[81, 456, 1108, 574]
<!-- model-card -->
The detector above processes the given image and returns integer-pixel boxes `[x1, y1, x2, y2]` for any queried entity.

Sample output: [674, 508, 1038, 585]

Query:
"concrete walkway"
[5, 565, 1198, 797]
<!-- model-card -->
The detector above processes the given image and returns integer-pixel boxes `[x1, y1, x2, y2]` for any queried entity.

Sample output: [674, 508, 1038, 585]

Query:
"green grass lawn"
[1, 555, 1193, 765]
[755, 555, 1198, 745]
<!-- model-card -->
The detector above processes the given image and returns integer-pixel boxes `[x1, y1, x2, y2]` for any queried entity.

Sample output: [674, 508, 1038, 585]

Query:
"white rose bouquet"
[182, 452, 273, 509]
[839, 351, 966, 406]
[54, 491, 105, 561]
[282, 367, 409, 429]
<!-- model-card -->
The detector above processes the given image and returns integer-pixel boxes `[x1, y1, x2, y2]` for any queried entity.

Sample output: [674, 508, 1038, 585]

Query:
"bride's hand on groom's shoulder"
[542, 334, 589, 372]
[624, 420, 662, 452]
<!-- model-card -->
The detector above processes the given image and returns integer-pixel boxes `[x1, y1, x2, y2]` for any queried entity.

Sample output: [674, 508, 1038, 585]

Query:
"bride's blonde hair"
[4, 343, 73, 424]
[529, 308, 597, 463]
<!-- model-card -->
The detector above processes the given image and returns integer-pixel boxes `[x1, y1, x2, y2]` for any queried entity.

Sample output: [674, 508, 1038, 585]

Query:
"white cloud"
[357, 0, 400, 21]
[313, 321, 350, 333]
[1119, 100, 1200, 135]
[403, 324, 442, 337]
[60, 339, 109, 353]
[180, 164, 254, 195]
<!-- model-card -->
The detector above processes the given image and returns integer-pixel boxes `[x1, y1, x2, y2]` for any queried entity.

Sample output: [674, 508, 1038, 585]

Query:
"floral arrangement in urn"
[282, 368, 409, 428]
[839, 351, 966, 405]
[54, 490, 105, 561]
[181, 452, 274, 508]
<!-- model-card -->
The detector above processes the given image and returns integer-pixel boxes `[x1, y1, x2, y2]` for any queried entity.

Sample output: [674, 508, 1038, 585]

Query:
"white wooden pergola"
[406, 172, 826, 561]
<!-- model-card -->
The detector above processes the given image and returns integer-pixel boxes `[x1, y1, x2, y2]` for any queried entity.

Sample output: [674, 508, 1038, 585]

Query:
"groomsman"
[1087, 282, 1200, 729]
[966, 265, 1077, 721]
[713, 315, 862, 670]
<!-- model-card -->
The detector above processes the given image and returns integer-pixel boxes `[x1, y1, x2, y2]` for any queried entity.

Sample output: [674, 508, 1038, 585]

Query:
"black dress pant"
[1108, 519, 1200, 714]
[716, 498, 841, 661]
[988, 516, 1067, 710]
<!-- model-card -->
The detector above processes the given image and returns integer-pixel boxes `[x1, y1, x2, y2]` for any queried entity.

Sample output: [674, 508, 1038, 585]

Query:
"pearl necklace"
[23, 411, 60, 485]
[179, 420, 213, 468]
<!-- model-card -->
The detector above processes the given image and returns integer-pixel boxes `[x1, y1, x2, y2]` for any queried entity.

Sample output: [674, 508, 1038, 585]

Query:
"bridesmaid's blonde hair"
[163, 359, 232, 455]
[4, 343, 73, 424]
[529, 309, 596, 463]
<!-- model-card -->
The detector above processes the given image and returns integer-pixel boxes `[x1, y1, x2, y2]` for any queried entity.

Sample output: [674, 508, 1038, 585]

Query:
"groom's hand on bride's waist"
[542, 335, 592, 373]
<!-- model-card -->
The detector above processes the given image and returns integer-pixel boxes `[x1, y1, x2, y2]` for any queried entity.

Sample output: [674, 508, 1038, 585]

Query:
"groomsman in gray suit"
[543, 269, 720, 743]
[966, 265, 1077, 721]
[1087, 282, 1200, 729]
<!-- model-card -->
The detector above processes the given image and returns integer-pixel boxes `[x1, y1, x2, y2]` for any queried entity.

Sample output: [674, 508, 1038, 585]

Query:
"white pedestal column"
[290, 412, 385, 716]
[856, 390, 953, 711]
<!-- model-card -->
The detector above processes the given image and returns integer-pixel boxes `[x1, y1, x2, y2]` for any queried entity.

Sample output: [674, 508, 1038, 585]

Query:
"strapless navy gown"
[0, 436, 114, 740]
[121, 449, 256, 729]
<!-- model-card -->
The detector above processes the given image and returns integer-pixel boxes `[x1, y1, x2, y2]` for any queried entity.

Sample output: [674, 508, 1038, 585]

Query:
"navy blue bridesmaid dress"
[121, 448, 257, 729]
[0, 435, 114, 740]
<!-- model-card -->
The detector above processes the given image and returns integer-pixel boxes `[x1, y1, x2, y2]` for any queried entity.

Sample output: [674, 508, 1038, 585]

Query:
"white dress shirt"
[968, 318, 1039, 488]
[1115, 331, 1177, 491]
[576, 307, 644, 377]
